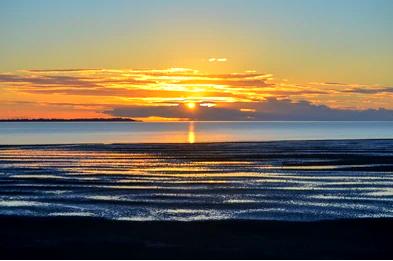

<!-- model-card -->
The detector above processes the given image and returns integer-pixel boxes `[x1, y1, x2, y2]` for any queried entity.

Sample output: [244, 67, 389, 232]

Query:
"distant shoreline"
[0, 118, 139, 122]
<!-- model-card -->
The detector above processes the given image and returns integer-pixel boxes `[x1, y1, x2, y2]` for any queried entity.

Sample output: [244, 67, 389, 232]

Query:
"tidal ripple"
[1, 140, 393, 221]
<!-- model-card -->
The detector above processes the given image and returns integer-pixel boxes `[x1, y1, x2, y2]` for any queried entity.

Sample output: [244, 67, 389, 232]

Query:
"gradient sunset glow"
[1, 0, 393, 121]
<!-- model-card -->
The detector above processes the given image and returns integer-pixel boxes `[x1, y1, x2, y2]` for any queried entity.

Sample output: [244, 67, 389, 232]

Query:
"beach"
[1, 139, 393, 258]
[1, 216, 393, 259]
[2, 0, 393, 258]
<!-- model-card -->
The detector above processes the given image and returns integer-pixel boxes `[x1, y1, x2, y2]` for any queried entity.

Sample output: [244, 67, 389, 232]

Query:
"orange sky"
[1, 1, 393, 120]
[1, 67, 393, 121]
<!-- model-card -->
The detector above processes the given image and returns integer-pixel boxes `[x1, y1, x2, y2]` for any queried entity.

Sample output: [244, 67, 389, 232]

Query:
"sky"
[1, 0, 393, 121]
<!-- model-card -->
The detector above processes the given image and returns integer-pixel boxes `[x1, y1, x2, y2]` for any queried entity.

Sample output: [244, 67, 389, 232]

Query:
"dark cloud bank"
[106, 98, 393, 121]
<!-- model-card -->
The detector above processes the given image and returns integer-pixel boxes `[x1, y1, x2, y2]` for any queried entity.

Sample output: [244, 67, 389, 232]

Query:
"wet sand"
[1, 140, 393, 221]
[0, 216, 393, 259]
[2, 140, 393, 258]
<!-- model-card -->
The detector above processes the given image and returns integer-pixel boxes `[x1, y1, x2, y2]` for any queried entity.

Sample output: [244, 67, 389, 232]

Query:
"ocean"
[1, 121, 393, 144]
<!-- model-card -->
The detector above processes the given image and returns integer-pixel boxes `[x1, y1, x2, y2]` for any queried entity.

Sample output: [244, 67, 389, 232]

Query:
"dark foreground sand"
[1, 216, 393, 259]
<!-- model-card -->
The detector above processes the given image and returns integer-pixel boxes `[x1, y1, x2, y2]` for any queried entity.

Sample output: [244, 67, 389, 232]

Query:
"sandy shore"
[0, 216, 392, 259]
[1, 140, 393, 258]
[2, 140, 393, 221]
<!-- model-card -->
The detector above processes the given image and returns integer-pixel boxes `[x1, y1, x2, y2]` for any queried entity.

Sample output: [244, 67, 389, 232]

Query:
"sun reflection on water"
[188, 122, 195, 144]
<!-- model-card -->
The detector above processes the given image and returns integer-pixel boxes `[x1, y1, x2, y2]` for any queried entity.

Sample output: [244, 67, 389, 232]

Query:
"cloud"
[18, 87, 234, 98]
[250, 98, 393, 120]
[105, 98, 393, 121]
[27, 69, 102, 73]
[0, 73, 154, 88]
[208, 58, 227, 62]
[0, 69, 274, 103]
[0, 73, 99, 87]
[2, 67, 393, 119]
[324, 82, 345, 85]
[0, 69, 271, 89]
[341, 87, 393, 94]
[105, 104, 248, 121]
[175, 78, 271, 88]
[260, 90, 327, 96]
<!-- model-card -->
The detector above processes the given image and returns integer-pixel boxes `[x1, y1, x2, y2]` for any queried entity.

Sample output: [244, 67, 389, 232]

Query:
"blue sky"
[1, 0, 392, 84]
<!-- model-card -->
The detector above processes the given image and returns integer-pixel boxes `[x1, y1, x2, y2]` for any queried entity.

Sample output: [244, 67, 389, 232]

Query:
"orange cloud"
[208, 58, 227, 62]
[1, 68, 393, 119]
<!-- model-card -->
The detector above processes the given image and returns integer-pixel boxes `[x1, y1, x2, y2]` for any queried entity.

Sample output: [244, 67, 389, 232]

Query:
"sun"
[186, 102, 196, 110]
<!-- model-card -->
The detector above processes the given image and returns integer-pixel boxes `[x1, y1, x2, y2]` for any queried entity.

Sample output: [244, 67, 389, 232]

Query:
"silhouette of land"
[0, 118, 139, 122]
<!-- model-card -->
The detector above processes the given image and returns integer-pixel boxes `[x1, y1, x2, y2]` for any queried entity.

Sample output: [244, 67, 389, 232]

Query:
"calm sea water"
[1, 121, 393, 144]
